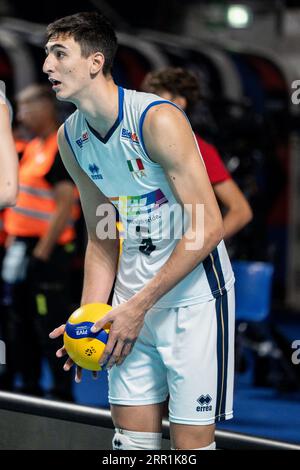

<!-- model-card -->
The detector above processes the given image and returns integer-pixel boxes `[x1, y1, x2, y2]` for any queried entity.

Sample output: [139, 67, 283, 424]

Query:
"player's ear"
[90, 52, 105, 75]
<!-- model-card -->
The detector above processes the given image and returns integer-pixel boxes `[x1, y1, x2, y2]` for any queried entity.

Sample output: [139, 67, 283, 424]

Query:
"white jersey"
[64, 87, 234, 307]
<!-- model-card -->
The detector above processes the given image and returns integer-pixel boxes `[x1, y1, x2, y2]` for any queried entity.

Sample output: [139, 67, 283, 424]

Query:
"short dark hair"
[142, 67, 201, 113]
[46, 11, 118, 75]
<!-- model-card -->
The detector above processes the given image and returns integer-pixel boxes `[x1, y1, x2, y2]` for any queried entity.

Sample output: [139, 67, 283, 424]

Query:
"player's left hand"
[90, 301, 146, 369]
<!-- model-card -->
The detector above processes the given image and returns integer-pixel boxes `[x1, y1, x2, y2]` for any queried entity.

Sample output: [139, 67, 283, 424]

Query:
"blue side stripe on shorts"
[202, 246, 229, 422]
[220, 290, 229, 420]
[203, 247, 225, 298]
[212, 247, 225, 291]
[215, 295, 222, 422]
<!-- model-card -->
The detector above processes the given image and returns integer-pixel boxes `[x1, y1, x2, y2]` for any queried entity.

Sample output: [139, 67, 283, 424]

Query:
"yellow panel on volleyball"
[63, 303, 111, 371]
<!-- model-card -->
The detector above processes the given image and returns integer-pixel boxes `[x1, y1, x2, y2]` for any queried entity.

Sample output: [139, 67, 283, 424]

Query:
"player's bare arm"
[93, 104, 224, 368]
[57, 124, 119, 303]
[0, 104, 18, 207]
[136, 104, 225, 305]
[50, 123, 119, 380]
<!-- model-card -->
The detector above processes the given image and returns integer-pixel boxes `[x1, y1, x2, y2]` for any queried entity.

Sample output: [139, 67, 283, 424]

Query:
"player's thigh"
[170, 422, 215, 449]
[166, 288, 235, 425]
[111, 402, 165, 433]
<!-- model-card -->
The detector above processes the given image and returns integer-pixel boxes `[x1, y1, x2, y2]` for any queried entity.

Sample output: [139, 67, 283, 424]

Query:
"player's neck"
[74, 77, 119, 137]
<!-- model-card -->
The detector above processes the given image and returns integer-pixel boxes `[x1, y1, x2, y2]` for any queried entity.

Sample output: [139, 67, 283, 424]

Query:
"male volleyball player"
[45, 11, 235, 450]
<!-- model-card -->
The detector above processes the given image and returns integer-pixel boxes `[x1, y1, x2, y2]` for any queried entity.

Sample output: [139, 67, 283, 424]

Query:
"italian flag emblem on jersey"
[127, 158, 145, 173]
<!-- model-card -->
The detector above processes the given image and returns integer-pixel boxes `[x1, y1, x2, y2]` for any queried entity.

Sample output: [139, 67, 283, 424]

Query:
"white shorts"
[108, 287, 235, 425]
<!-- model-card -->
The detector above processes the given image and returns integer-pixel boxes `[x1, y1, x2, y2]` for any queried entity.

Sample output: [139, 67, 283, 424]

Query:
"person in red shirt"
[142, 68, 253, 238]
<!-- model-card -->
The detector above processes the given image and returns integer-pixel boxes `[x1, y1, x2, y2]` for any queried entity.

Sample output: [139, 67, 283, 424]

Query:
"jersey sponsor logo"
[109, 189, 168, 220]
[196, 394, 213, 412]
[88, 163, 103, 180]
[121, 128, 140, 145]
[76, 130, 89, 148]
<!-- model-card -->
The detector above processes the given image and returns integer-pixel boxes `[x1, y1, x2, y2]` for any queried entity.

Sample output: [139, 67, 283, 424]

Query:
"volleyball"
[63, 303, 112, 371]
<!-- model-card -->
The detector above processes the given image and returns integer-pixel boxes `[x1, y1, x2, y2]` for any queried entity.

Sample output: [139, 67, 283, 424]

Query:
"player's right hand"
[49, 324, 86, 383]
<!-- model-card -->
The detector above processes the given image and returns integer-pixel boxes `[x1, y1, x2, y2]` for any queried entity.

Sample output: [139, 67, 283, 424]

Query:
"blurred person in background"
[0, 84, 80, 401]
[142, 67, 253, 239]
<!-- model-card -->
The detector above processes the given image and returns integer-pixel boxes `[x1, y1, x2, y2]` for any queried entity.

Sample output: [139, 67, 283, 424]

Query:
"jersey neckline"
[85, 86, 124, 144]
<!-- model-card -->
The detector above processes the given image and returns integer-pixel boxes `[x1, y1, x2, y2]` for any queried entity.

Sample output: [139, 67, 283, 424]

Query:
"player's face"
[43, 36, 91, 102]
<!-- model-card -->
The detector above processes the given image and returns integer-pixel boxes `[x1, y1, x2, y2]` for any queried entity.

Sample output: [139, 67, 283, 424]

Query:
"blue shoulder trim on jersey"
[139, 100, 181, 160]
[64, 122, 80, 165]
[118, 86, 124, 122]
[85, 86, 124, 144]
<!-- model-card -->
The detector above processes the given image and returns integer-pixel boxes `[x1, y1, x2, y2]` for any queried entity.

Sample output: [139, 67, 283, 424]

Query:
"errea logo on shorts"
[196, 394, 213, 412]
